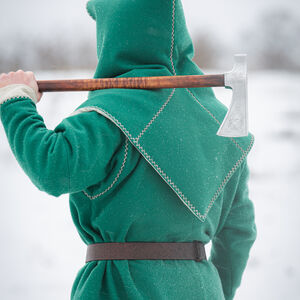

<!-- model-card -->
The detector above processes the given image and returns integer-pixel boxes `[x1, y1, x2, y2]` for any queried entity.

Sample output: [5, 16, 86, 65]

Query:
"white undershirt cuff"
[0, 84, 38, 105]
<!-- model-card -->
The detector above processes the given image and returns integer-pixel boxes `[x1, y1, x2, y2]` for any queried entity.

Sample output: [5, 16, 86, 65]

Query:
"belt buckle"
[193, 240, 206, 262]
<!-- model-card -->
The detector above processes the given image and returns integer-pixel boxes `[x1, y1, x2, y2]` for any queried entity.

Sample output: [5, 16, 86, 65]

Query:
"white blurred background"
[0, 0, 300, 299]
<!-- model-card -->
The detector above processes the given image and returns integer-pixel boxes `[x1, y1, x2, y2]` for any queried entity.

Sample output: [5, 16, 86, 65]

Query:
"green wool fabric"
[0, 0, 257, 299]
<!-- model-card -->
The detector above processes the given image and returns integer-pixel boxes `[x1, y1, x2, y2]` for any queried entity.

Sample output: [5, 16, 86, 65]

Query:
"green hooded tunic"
[0, 0, 257, 299]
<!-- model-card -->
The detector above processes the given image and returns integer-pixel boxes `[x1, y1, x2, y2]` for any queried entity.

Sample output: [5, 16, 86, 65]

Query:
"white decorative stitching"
[170, 0, 177, 76]
[0, 96, 35, 106]
[186, 88, 246, 153]
[202, 134, 255, 219]
[83, 137, 129, 200]
[135, 135, 254, 222]
[134, 141, 205, 221]
[136, 88, 176, 142]
[135, 0, 177, 143]
[70, 107, 135, 140]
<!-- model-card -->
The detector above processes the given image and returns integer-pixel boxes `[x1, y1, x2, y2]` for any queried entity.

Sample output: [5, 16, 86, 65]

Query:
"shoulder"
[54, 108, 126, 148]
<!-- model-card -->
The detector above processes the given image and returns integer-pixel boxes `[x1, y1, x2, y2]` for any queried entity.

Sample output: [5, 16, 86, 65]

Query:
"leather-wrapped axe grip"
[37, 75, 224, 92]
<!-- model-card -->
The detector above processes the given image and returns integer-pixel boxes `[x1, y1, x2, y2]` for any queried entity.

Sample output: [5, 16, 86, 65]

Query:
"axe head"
[217, 54, 249, 137]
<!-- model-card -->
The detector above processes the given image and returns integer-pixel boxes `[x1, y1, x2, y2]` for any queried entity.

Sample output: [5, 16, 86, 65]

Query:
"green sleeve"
[0, 97, 124, 197]
[209, 159, 257, 300]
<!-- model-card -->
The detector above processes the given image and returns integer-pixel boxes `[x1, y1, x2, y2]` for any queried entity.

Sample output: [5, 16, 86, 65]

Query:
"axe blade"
[217, 54, 249, 137]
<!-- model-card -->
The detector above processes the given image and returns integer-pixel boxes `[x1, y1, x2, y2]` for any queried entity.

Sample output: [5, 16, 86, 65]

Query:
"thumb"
[36, 91, 43, 103]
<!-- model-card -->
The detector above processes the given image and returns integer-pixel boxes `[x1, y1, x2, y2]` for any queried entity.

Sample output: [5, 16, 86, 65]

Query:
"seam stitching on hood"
[83, 137, 129, 200]
[135, 88, 176, 143]
[135, 0, 177, 143]
[186, 88, 246, 153]
[170, 0, 177, 76]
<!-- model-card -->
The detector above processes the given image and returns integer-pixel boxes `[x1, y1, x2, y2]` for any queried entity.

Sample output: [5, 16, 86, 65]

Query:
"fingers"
[0, 73, 8, 80]
[1, 70, 34, 76]
[8, 70, 24, 76]
[3, 70, 36, 83]
[25, 71, 35, 78]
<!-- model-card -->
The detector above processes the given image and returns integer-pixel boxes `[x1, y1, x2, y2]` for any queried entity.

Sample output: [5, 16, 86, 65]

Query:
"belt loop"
[193, 240, 206, 262]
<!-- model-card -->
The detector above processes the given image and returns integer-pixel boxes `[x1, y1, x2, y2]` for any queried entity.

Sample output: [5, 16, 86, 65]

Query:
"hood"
[86, 0, 208, 79]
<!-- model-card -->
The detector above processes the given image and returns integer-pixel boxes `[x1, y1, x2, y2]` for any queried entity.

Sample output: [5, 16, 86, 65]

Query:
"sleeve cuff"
[0, 84, 38, 105]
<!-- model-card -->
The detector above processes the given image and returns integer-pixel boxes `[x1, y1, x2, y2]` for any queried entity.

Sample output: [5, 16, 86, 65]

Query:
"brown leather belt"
[86, 240, 206, 263]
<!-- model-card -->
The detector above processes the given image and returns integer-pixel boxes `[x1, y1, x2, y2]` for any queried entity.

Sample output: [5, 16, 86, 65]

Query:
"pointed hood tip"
[86, 0, 96, 21]
[85, 0, 200, 79]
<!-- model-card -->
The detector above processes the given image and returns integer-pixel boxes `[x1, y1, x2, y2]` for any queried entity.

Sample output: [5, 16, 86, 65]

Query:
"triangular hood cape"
[70, 0, 254, 223]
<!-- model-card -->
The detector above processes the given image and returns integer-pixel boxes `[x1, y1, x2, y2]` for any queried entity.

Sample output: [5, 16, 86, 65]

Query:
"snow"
[0, 69, 299, 299]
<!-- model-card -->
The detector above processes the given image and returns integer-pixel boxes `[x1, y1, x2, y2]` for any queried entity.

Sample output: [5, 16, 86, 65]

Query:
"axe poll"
[37, 54, 248, 138]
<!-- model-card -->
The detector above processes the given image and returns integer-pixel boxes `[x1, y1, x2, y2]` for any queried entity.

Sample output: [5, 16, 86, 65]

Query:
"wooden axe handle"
[37, 74, 225, 92]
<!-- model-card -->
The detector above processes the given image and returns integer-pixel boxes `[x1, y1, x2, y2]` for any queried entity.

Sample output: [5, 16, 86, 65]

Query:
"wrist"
[0, 84, 38, 105]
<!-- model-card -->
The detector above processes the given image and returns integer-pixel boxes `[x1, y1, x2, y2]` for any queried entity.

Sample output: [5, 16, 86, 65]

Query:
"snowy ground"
[0, 69, 299, 299]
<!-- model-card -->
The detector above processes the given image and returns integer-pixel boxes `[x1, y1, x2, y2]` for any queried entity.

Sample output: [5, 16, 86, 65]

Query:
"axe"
[37, 54, 248, 137]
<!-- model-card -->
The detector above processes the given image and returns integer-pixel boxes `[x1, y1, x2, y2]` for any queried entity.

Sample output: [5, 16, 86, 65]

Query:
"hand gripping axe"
[37, 54, 248, 137]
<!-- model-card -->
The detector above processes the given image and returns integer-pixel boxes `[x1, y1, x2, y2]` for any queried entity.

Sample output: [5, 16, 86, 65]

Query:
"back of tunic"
[67, 0, 256, 299]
